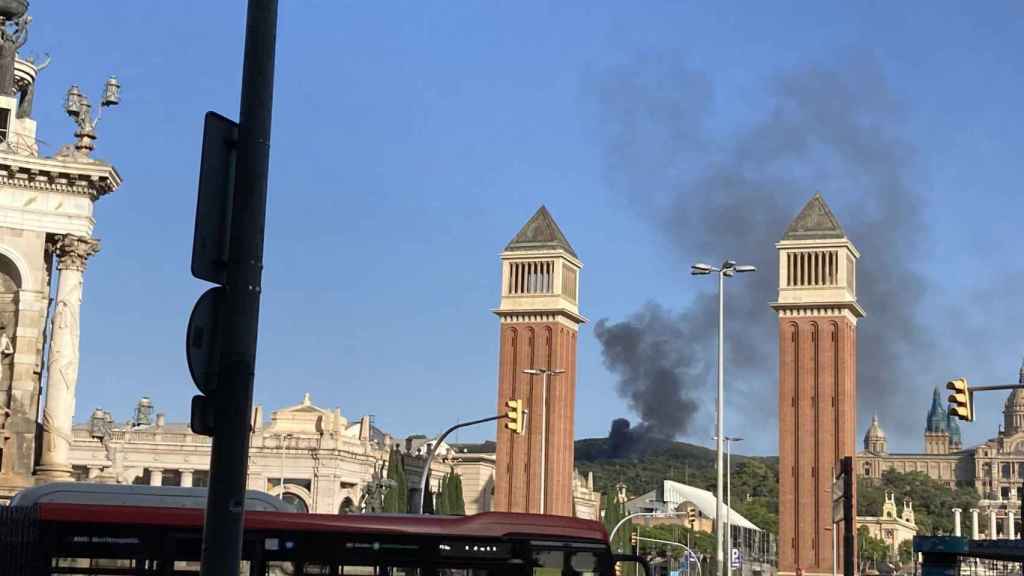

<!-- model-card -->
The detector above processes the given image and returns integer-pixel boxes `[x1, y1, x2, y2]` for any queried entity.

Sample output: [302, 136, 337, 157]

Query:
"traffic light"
[505, 399, 525, 434]
[630, 531, 639, 548]
[687, 507, 697, 525]
[947, 378, 973, 422]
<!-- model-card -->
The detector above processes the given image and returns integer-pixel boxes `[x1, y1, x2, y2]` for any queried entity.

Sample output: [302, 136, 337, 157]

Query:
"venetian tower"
[772, 194, 862, 576]
[0, 5, 121, 500]
[493, 206, 584, 516]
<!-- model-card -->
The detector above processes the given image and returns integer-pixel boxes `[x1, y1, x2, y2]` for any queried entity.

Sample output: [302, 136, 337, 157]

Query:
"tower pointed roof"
[505, 205, 577, 257]
[782, 193, 846, 241]
[926, 387, 948, 434]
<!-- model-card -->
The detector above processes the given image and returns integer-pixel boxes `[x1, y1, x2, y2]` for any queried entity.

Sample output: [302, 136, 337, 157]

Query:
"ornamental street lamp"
[63, 76, 120, 156]
[691, 260, 755, 576]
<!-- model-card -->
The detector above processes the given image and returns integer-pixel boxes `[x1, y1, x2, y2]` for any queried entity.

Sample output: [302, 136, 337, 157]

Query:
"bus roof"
[35, 502, 610, 543]
[12, 482, 298, 512]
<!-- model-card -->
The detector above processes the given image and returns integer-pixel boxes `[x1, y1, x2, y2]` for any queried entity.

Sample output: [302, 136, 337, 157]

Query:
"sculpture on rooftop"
[0, 1, 28, 97]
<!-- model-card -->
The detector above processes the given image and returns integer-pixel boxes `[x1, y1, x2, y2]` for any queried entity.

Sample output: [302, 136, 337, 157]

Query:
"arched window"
[338, 496, 355, 514]
[282, 492, 308, 513]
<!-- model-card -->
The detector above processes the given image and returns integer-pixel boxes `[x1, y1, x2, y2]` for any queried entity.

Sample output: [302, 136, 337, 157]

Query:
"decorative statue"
[0, 14, 28, 96]
[0, 322, 12, 357]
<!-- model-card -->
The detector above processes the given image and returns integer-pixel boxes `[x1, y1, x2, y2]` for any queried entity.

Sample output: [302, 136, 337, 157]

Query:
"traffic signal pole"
[413, 413, 511, 514]
[198, 2, 278, 575]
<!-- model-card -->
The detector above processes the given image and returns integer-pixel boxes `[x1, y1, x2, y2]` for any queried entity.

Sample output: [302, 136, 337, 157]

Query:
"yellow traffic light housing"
[630, 531, 639, 548]
[947, 378, 973, 422]
[505, 399, 525, 434]
[687, 507, 697, 524]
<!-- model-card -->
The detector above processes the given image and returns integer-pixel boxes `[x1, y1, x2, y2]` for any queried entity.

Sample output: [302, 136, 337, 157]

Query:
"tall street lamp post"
[523, 367, 565, 514]
[691, 260, 755, 576]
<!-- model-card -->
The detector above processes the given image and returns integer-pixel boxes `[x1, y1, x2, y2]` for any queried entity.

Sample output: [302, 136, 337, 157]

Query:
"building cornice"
[492, 307, 587, 325]
[770, 301, 866, 319]
[0, 152, 122, 200]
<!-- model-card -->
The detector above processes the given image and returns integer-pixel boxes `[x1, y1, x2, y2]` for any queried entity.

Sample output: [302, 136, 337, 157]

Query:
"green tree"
[382, 447, 409, 513]
[857, 525, 891, 567]
[897, 540, 913, 566]
[857, 470, 978, 535]
[437, 470, 466, 515]
[602, 492, 631, 553]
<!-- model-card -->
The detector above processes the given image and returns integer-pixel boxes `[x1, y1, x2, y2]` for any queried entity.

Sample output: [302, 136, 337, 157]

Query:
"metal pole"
[415, 414, 504, 514]
[727, 439, 732, 576]
[278, 432, 286, 496]
[716, 270, 725, 576]
[200, 2, 277, 575]
[540, 370, 548, 514]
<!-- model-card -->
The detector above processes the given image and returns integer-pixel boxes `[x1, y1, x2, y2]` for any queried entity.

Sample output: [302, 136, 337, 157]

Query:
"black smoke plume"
[594, 55, 935, 453]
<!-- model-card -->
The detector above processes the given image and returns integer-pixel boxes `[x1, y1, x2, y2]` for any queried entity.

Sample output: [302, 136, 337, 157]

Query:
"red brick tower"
[493, 206, 584, 516]
[772, 194, 863, 576]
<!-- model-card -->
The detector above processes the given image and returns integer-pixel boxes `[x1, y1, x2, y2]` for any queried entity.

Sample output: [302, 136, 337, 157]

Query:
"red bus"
[0, 486, 646, 576]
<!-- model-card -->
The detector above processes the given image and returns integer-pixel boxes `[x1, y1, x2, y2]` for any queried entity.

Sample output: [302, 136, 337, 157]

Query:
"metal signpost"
[187, 1, 279, 575]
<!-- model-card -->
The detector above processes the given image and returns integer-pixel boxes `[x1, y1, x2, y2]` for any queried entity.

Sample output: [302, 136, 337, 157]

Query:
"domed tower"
[924, 387, 951, 454]
[863, 414, 887, 455]
[1003, 360, 1024, 437]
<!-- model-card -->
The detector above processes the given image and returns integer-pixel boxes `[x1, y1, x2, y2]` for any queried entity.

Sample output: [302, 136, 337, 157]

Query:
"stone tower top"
[772, 193, 864, 321]
[495, 206, 584, 326]
[864, 414, 887, 455]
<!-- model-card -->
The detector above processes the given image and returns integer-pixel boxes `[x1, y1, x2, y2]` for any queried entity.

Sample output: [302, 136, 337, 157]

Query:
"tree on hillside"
[857, 525, 892, 569]
[857, 470, 977, 535]
[382, 447, 409, 513]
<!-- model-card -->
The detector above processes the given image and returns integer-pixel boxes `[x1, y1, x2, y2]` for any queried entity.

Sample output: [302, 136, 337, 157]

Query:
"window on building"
[0, 107, 10, 144]
[1002, 487, 1011, 500]
[863, 462, 871, 477]
[1003, 464, 1012, 479]
[192, 470, 210, 487]
[983, 463, 992, 479]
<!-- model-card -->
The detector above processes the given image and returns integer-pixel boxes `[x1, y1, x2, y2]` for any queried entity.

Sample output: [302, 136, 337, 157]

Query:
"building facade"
[493, 206, 584, 516]
[62, 394, 602, 519]
[773, 194, 863, 576]
[856, 493, 918, 562]
[0, 5, 123, 500]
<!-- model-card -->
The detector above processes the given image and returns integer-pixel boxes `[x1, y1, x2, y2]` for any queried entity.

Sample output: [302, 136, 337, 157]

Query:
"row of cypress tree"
[381, 446, 466, 515]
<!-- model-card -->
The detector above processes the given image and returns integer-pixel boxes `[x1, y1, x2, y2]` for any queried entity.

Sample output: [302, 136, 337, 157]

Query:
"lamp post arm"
[415, 413, 506, 514]
[636, 537, 703, 576]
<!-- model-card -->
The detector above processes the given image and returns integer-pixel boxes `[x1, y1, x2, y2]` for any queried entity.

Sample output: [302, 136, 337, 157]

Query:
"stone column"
[952, 508, 962, 537]
[36, 235, 99, 479]
[87, 466, 101, 480]
[990, 509, 999, 539]
[149, 468, 164, 487]
[971, 509, 980, 540]
[1008, 511, 1016, 540]
[180, 469, 194, 488]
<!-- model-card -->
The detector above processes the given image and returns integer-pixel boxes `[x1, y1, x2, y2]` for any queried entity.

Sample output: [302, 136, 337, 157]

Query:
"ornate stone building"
[493, 206, 584, 516]
[858, 362, 1024, 529]
[62, 394, 602, 518]
[856, 493, 917, 562]
[0, 4, 122, 500]
[773, 194, 862, 576]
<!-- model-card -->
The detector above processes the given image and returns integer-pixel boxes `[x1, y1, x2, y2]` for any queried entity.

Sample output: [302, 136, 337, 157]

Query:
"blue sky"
[25, 2, 1024, 455]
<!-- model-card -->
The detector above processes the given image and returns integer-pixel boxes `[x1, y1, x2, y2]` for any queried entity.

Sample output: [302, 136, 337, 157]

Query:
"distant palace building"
[858, 362, 1024, 536]
[63, 394, 601, 518]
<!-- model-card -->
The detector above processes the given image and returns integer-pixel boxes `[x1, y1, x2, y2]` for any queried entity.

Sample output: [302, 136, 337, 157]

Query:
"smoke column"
[594, 55, 935, 452]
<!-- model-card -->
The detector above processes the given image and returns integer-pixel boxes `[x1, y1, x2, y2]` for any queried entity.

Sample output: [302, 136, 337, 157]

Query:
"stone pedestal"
[36, 235, 98, 479]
